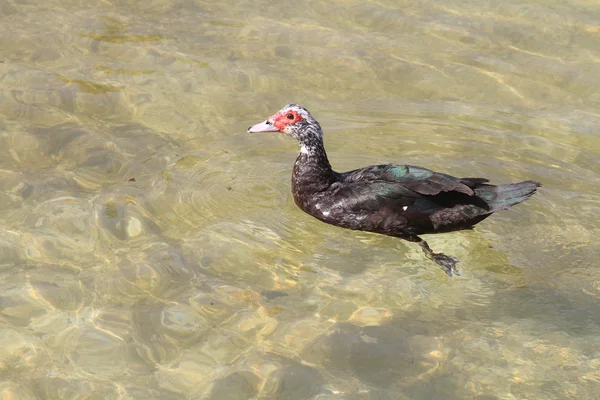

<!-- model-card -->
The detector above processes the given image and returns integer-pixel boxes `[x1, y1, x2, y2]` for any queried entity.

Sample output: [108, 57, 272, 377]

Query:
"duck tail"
[475, 180, 541, 212]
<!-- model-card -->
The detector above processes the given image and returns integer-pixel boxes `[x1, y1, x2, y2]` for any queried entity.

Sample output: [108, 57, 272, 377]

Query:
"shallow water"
[1, 0, 600, 399]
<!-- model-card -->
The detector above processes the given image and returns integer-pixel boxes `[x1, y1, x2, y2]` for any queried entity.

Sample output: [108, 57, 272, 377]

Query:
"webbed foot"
[412, 237, 460, 276]
[430, 252, 459, 276]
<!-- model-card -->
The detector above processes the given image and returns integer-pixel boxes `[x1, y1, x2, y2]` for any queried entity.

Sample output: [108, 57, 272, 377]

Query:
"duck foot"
[428, 251, 459, 276]
[414, 237, 459, 276]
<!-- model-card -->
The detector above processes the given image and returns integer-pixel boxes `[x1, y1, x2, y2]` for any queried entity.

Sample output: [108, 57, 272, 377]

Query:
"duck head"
[248, 104, 323, 144]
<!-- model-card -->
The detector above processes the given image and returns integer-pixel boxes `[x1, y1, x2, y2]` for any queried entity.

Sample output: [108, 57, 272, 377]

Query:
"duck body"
[249, 104, 540, 276]
[292, 157, 537, 237]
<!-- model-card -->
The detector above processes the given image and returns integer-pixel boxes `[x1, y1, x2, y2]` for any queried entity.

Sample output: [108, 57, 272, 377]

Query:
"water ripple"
[1, 0, 600, 398]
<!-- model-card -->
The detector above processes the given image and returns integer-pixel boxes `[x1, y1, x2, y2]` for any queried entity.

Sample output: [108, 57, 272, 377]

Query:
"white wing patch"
[402, 206, 408, 211]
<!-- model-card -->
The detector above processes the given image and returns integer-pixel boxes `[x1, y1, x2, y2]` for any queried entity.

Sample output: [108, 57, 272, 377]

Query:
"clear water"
[1, 0, 600, 399]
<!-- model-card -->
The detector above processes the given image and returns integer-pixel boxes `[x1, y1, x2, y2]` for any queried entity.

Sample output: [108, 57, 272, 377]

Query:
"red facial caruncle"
[247, 107, 305, 133]
[272, 109, 303, 131]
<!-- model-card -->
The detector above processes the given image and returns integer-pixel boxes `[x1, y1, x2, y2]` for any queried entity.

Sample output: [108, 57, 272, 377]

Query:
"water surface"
[1, 0, 600, 399]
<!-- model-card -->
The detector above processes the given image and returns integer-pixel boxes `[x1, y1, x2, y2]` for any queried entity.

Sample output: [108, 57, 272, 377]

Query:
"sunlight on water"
[1, 0, 600, 398]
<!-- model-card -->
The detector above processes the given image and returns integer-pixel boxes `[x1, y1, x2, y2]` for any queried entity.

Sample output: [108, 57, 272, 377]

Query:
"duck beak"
[248, 119, 279, 133]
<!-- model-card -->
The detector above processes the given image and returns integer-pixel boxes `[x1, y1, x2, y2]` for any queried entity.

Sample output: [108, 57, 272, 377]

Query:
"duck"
[248, 104, 540, 276]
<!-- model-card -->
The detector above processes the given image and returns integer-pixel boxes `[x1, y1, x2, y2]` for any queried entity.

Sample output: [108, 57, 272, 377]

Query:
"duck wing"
[339, 164, 484, 196]
[326, 165, 493, 235]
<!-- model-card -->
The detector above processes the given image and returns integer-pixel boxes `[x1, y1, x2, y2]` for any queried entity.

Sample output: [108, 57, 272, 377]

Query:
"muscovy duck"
[248, 104, 540, 276]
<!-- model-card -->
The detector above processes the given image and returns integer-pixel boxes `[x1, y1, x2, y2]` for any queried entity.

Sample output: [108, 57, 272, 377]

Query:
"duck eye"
[286, 113, 294, 120]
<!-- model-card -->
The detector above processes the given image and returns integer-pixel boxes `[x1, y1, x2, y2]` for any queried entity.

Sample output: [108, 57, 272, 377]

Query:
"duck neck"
[292, 135, 335, 196]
